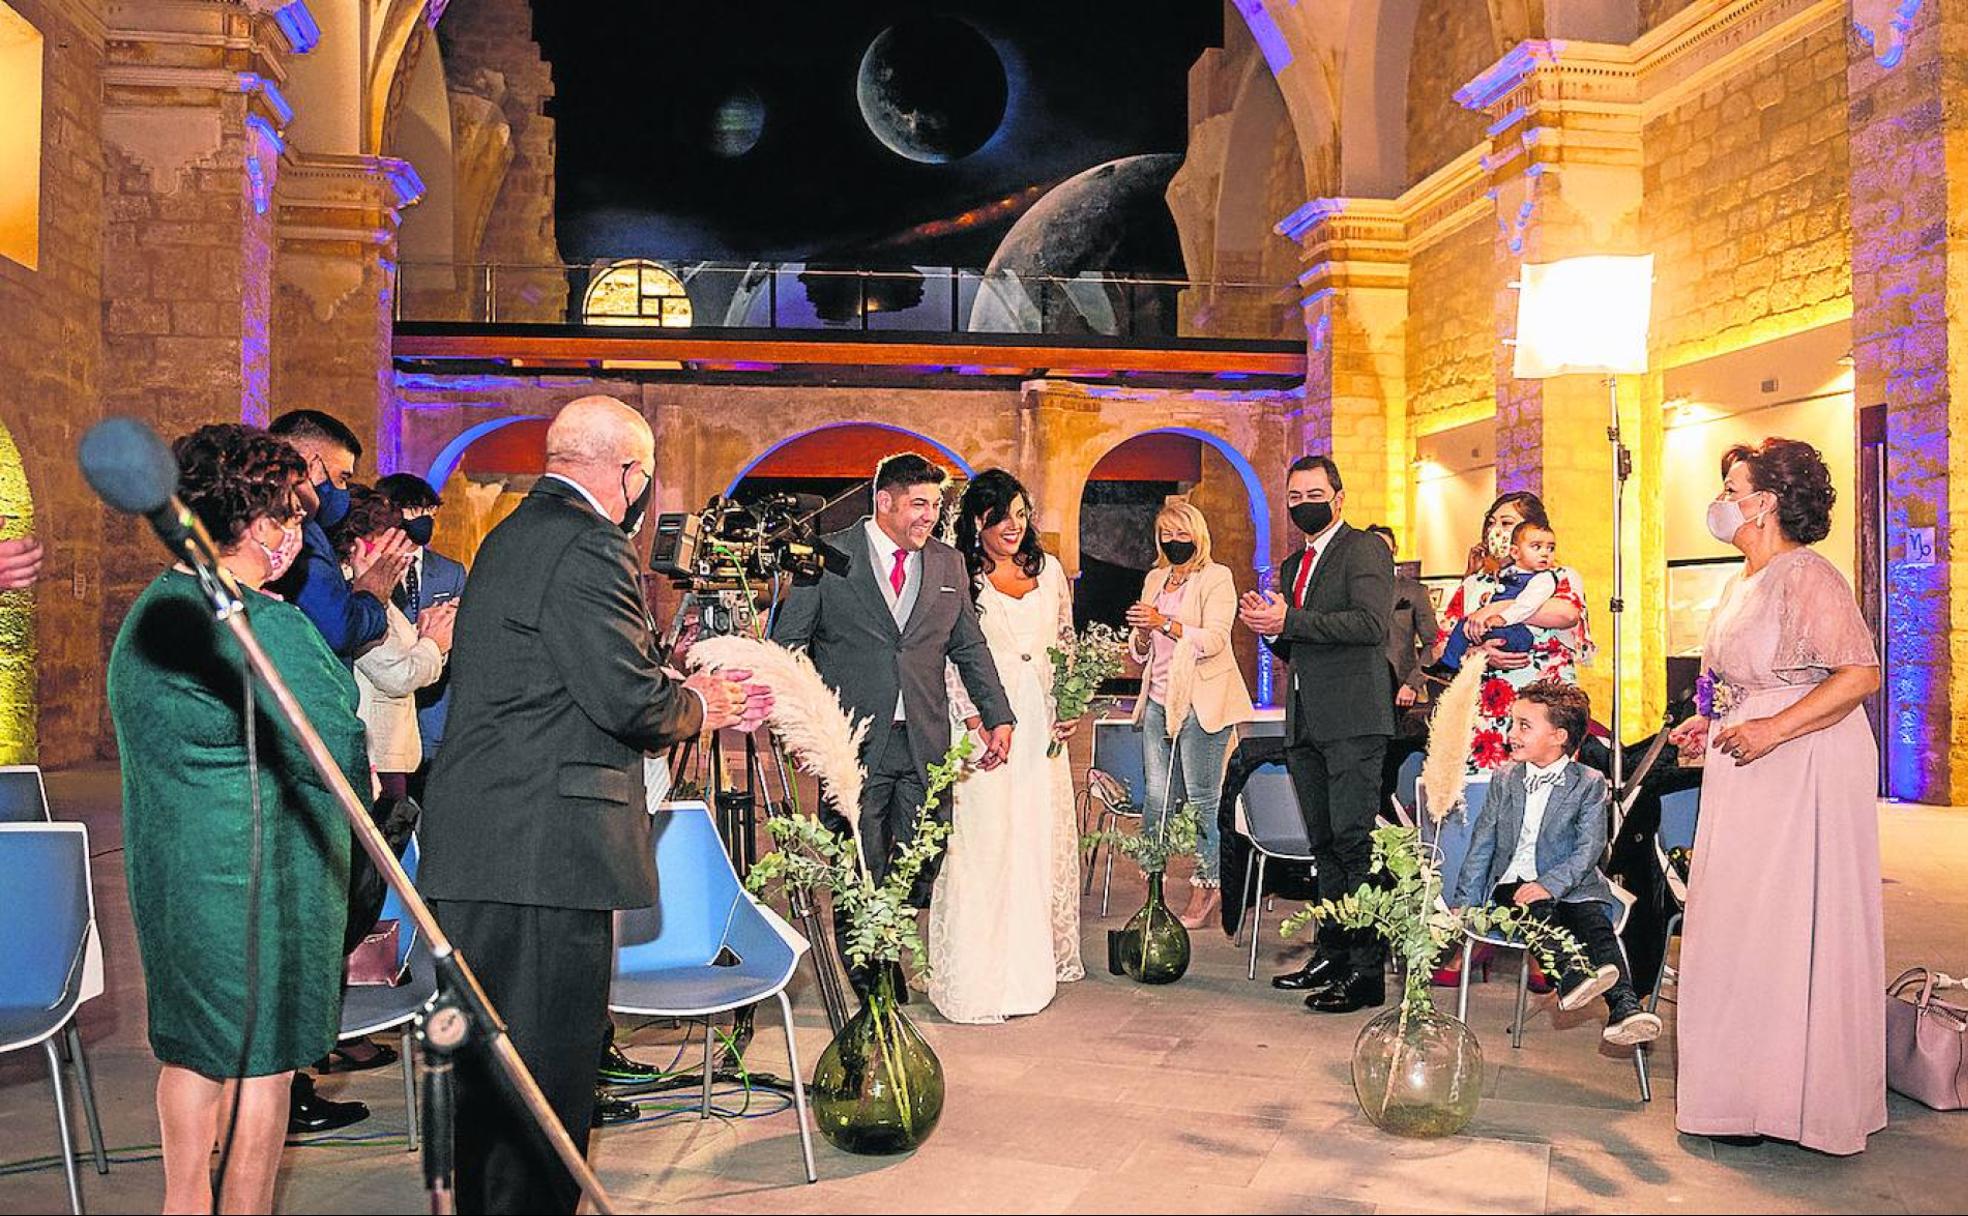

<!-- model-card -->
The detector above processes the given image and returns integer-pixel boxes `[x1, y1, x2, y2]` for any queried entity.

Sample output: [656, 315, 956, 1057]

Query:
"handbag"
[345, 919, 407, 988]
[1885, 967, 1968, 1110]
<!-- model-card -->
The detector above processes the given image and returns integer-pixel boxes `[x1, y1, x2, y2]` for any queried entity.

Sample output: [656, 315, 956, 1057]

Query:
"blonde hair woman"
[1125, 499, 1255, 928]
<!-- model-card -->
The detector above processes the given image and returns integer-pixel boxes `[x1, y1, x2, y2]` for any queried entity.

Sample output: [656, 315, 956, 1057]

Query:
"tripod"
[1606, 373, 1632, 795]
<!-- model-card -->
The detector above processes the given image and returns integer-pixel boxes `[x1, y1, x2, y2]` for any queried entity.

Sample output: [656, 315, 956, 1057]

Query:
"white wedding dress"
[927, 554, 1086, 1024]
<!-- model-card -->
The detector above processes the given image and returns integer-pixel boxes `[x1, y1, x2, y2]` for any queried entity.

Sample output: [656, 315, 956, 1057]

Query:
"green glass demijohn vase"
[1116, 871, 1191, 984]
[810, 971, 945, 1155]
[1350, 1001, 1485, 1138]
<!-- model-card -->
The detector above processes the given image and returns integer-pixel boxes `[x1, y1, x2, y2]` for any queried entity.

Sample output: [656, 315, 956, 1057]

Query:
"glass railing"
[393, 259, 1304, 343]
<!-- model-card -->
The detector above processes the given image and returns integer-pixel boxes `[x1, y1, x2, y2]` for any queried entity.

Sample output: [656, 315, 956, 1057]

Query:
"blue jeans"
[1140, 698, 1233, 887]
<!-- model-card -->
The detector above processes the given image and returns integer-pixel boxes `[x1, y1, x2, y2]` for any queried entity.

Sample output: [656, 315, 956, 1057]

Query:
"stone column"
[1279, 197, 1410, 543]
[98, 0, 306, 733]
[1458, 39, 1667, 738]
[271, 153, 423, 471]
[1846, 0, 1968, 802]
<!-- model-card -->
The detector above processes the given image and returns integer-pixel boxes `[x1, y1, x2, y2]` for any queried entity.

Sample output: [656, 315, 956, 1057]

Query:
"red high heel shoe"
[1430, 942, 1496, 987]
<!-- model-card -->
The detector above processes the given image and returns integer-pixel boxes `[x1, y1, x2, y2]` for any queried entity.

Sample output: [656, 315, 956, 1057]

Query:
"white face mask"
[1706, 493, 1770, 544]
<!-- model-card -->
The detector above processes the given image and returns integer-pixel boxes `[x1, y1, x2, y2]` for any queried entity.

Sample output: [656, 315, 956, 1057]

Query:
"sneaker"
[1557, 963, 1621, 1012]
[1602, 997, 1663, 1045]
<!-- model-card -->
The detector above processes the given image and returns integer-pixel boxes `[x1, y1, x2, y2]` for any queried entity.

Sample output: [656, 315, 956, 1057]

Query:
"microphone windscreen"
[80, 416, 179, 515]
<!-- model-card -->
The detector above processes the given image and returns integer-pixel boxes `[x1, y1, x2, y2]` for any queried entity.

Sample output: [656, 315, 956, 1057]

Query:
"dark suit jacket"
[772, 521, 1012, 773]
[410, 548, 467, 760]
[1387, 572, 1439, 694]
[1452, 758, 1617, 916]
[418, 478, 704, 910]
[270, 517, 388, 665]
[1264, 520, 1395, 742]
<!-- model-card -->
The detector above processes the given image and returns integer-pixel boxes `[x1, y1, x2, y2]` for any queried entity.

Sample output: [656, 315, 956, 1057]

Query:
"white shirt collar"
[543, 472, 611, 520]
[863, 517, 910, 569]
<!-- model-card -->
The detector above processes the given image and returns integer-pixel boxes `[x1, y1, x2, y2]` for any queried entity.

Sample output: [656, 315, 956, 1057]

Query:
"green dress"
[108, 570, 369, 1077]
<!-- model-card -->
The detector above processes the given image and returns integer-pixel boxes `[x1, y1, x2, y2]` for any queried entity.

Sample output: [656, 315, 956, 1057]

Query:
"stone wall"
[0, 0, 104, 765]
[1404, 0, 1496, 187]
[1404, 219, 1495, 427]
[1640, 0, 1702, 31]
[437, 0, 563, 320]
[1644, 20, 1851, 369]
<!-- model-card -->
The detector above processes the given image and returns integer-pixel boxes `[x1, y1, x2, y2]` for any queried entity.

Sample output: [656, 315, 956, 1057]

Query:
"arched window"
[581, 259, 693, 327]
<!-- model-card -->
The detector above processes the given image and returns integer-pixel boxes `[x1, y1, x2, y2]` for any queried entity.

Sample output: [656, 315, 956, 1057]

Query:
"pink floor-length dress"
[1674, 546, 1887, 1155]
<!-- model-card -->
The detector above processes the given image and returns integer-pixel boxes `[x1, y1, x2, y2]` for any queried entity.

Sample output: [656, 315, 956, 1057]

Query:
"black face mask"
[1290, 500, 1335, 537]
[620, 466, 652, 537]
[402, 516, 435, 547]
[1159, 539, 1197, 566]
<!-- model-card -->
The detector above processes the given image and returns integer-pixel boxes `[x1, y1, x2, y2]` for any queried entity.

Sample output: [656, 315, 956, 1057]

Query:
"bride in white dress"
[927, 470, 1087, 1024]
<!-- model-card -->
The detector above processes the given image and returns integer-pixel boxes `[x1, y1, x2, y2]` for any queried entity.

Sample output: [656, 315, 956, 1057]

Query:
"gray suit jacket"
[772, 521, 1013, 772]
[1452, 758, 1616, 914]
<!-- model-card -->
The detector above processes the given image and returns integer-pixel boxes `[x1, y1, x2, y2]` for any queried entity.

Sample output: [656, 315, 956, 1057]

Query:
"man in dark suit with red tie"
[1238, 455, 1394, 1013]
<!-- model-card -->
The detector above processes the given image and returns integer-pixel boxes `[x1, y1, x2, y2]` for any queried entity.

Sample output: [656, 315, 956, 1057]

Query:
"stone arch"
[371, 0, 440, 154]
[0, 419, 36, 762]
[1338, 0, 1425, 197]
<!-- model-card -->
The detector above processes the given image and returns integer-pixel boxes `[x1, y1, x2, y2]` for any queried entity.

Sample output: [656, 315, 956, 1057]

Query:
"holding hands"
[962, 716, 1015, 770]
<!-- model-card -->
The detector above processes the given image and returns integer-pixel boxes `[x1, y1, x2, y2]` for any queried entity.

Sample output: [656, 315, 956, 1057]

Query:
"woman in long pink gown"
[1667, 438, 1885, 1155]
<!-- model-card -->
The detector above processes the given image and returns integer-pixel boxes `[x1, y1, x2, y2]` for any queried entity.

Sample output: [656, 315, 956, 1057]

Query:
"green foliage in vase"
[1281, 824, 1591, 1016]
[1080, 799, 1200, 876]
[746, 735, 973, 975]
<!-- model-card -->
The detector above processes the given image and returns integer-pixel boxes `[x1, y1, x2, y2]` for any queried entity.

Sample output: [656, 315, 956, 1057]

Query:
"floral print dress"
[1438, 564, 1594, 777]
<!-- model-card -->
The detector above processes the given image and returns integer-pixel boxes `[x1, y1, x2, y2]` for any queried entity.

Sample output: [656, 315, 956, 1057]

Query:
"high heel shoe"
[1429, 942, 1496, 987]
[1178, 889, 1221, 930]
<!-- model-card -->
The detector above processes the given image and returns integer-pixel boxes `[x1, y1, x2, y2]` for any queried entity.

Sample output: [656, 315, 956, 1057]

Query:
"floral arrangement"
[1045, 621, 1129, 757]
[1080, 799, 1200, 876]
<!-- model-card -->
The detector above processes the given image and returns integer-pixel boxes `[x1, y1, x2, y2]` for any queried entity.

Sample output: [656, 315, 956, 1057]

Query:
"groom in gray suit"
[773, 453, 1015, 929]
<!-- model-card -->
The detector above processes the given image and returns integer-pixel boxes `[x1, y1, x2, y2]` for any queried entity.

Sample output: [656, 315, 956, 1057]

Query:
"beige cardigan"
[1128, 561, 1255, 737]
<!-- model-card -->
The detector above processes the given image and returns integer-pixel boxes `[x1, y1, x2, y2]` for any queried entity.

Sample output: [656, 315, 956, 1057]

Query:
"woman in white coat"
[1125, 499, 1255, 928]
[333, 487, 455, 799]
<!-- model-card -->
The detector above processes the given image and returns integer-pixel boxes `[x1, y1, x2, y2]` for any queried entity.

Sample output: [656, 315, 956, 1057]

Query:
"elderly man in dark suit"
[419, 396, 761, 1214]
[1239, 455, 1394, 1014]
[773, 452, 1014, 989]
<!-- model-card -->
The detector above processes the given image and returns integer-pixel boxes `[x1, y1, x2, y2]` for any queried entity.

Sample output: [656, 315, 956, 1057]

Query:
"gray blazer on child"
[1452, 758, 1616, 915]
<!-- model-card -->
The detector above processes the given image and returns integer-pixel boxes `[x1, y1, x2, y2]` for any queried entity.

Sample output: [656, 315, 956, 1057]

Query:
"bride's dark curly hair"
[954, 468, 1044, 596]
[171, 424, 307, 548]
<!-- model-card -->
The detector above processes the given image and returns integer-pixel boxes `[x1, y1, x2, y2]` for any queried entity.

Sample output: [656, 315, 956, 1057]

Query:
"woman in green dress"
[107, 423, 369, 1214]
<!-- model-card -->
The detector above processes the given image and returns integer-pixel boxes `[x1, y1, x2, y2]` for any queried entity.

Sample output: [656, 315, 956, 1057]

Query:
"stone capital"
[275, 153, 425, 321]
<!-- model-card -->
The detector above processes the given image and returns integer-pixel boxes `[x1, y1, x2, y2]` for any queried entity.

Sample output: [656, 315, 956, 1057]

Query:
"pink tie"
[889, 549, 908, 597]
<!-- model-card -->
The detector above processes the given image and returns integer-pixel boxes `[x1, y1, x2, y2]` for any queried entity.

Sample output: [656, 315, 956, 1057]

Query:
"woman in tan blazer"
[1125, 499, 1256, 927]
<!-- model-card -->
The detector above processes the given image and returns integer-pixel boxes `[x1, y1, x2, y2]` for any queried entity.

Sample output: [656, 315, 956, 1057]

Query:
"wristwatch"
[1159, 618, 1176, 637]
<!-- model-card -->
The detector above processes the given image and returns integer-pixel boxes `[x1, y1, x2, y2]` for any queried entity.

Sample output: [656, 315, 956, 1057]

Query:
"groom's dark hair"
[874, 452, 947, 497]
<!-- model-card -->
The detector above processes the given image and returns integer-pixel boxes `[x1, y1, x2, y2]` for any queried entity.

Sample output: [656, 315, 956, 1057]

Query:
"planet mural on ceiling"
[968, 153, 1186, 335]
[855, 17, 1008, 164]
[709, 86, 766, 158]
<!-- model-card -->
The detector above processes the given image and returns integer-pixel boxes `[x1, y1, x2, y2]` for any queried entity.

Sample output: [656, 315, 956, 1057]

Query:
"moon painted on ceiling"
[855, 17, 1008, 164]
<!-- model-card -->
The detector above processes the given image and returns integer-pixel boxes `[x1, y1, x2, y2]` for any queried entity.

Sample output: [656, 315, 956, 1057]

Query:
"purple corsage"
[1694, 669, 1740, 718]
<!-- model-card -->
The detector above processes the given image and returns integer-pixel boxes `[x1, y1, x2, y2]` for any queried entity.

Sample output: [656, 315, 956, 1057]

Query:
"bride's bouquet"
[1045, 621, 1128, 757]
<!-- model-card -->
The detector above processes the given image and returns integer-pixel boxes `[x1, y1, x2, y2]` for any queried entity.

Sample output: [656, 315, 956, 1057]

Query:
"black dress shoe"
[1272, 954, 1342, 991]
[592, 1093, 639, 1127]
[1304, 968, 1387, 1013]
[287, 1074, 370, 1135]
[598, 1041, 663, 1085]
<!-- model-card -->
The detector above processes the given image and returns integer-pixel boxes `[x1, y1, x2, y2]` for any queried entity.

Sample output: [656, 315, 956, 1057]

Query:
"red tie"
[889, 548, 908, 597]
[1292, 542, 1319, 608]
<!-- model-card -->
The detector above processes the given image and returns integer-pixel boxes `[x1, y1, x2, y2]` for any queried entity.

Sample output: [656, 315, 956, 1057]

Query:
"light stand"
[1510, 253, 1654, 802]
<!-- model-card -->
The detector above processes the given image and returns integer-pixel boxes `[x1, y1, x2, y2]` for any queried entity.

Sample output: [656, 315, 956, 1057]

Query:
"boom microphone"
[79, 417, 234, 587]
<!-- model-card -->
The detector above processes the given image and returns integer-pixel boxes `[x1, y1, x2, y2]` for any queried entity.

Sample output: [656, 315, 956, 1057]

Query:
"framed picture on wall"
[1422, 575, 1465, 616]
[1668, 557, 1740, 657]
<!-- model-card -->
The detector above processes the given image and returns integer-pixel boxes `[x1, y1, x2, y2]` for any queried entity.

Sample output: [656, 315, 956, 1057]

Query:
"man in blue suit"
[376, 473, 466, 775]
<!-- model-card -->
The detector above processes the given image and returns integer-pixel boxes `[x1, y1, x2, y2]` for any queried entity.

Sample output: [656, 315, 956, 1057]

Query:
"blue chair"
[0, 764, 52, 822]
[1232, 767, 1316, 980]
[338, 836, 436, 1152]
[1081, 718, 1155, 917]
[0, 823, 110, 1213]
[1648, 788, 1700, 1015]
[610, 802, 816, 1184]
[1422, 778, 1483, 897]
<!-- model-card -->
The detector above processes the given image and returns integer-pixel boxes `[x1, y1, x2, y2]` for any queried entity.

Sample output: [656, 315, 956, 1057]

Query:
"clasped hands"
[682, 667, 774, 734]
[0, 516, 44, 592]
[1236, 590, 1287, 635]
[960, 717, 1016, 770]
[1668, 713, 1780, 766]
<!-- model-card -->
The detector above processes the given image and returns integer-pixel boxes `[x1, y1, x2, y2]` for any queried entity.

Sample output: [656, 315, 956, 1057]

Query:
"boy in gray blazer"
[1451, 680, 1662, 1046]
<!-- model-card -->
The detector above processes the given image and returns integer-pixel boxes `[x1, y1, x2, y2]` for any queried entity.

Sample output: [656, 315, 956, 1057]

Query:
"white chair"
[1232, 768, 1316, 980]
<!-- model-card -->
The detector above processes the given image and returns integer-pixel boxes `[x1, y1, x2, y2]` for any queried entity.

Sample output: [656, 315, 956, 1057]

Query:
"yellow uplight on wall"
[0, 3, 43, 272]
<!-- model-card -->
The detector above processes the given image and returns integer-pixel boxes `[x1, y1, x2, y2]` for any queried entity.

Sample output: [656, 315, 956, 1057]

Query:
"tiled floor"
[3, 766, 1963, 1214]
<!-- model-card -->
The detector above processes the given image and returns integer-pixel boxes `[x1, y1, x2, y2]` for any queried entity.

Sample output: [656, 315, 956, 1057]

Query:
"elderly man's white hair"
[544, 395, 653, 468]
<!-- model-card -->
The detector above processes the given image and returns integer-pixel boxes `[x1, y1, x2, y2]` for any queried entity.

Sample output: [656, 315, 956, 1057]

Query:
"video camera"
[649, 491, 844, 589]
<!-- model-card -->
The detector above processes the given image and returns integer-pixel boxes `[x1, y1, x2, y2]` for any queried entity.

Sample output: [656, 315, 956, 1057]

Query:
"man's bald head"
[544, 395, 655, 525]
